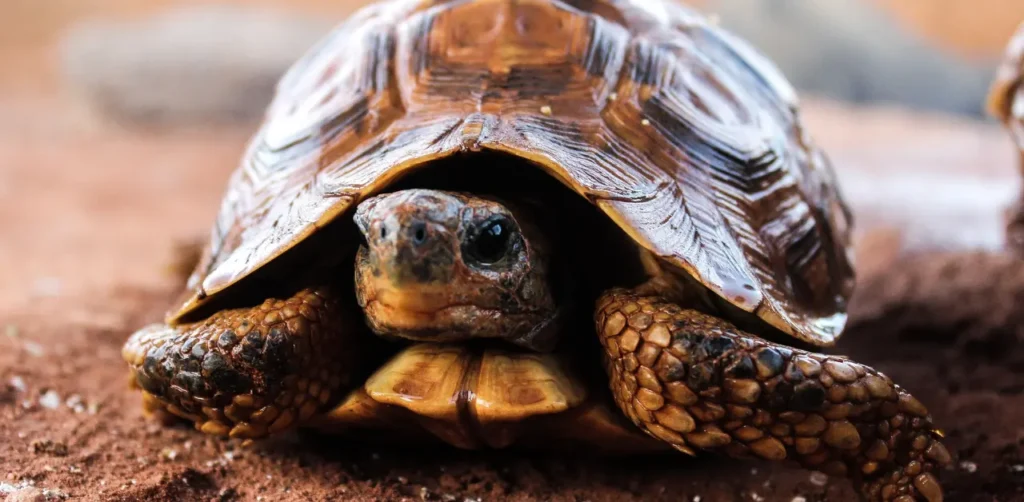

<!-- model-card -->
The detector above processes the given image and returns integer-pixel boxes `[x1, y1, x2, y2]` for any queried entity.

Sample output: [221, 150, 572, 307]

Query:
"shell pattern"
[175, 0, 855, 346]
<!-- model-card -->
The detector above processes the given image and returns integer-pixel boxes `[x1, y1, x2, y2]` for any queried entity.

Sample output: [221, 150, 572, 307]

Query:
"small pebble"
[0, 480, 34, 494]
[959, 461, 978, 473]
[641, 118, 651, 126]
[43, 488, 70, 500]
[1011, 464, 1024, 473]
[65, 395, 85, 414]
[539, 105, 552, 116]
[809, 471, 829, 487]
[8, 377, 26, 393]
[38, 391, 61, 410]
[791, 497, 807, 502]
[693, 496, 702, 502]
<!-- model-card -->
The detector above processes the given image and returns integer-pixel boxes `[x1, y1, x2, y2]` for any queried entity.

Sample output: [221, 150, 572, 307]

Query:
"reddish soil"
[2, 93, 1024, 501]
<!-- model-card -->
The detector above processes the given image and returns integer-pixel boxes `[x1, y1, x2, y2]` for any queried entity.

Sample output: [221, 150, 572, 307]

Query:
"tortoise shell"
[989, 22, 1024, 150]
[174, 0, 855, 345]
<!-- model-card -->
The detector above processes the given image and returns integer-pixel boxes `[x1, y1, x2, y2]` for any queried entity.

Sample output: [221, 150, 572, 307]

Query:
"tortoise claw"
[122, 287, 360, 439]
[595, 289, 951, 502]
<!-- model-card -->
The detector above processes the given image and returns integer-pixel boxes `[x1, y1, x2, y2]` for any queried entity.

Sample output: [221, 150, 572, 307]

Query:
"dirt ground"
[2, 84, 1024, 502]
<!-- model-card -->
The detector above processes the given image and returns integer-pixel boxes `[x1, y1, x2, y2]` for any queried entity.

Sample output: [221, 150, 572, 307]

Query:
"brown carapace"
[120, 0, 950, 500]
[988, 22, 1024, 254]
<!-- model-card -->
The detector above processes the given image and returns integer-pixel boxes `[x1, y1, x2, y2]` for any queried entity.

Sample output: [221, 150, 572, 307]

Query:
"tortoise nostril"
[410, 221, 427, 245]
[380, 226, 388, 239]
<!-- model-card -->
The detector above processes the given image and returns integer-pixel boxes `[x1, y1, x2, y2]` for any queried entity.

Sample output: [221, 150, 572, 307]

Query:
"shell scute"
[174, 0, 854, 346]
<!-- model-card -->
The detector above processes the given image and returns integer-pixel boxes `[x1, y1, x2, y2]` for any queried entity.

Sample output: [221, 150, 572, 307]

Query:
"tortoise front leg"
[122, 287, 361, 439]
[596, 289, 951, 502]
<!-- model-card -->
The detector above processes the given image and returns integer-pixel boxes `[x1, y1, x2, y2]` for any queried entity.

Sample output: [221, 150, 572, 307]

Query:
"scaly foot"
[596, 289, 951, 501]
[122, 287, 360, 439]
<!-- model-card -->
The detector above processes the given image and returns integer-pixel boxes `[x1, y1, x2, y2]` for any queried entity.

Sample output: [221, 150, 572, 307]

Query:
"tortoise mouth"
[362, 295, 564, 352]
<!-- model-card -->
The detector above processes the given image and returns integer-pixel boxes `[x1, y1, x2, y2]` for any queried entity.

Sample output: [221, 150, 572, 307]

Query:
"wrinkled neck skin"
[353, 189, 561, 352]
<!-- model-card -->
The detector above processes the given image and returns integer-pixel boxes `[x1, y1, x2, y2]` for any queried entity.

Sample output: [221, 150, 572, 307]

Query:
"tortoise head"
[353, 189, 560, 351]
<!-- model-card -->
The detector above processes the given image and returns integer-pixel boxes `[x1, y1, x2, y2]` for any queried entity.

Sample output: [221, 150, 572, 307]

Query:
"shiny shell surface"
[174, 0, 855, 345]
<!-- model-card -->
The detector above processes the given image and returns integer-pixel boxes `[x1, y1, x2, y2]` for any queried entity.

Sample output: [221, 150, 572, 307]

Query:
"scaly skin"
[124, 188, 948, 501]
[596, 289, 951, 502]
[122, 287, 359, 438]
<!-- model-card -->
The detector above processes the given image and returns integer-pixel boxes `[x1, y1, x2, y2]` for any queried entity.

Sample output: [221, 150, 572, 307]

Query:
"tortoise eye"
[466, 216, 515, 265]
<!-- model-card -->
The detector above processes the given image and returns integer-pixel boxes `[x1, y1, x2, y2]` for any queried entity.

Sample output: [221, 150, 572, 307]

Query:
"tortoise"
[121, 0, 951, 499]
[988, 21, 1024, 253]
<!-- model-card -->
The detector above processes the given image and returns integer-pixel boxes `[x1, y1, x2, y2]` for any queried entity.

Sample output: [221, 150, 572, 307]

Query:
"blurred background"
[2, 0, 1023, 125]
[3, 5, 1023, 499]
[2, 5, 1024, 499]
[1, 0, 1022, 314]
